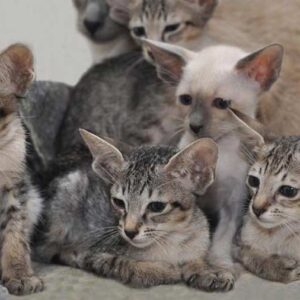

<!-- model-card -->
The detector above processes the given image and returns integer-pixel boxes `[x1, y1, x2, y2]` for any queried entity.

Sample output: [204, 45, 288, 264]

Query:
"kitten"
[73, 0, 136, 63]
[0, 44, 43, 295]
[56, 52, 182, 155]
[128, 0, 217, 61]
[145, 40, 283, 275]
[35, 130, 234, 292]
[116, 0, 300, 136]
[228, 109, 300, 283]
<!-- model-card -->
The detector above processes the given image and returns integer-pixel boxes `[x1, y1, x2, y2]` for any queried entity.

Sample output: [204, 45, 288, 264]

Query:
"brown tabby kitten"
[0, 44, 43, 295]
[228, 109, 300, 283]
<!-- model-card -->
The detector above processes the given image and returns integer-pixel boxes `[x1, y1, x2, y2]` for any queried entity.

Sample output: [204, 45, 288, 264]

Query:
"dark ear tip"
[266, 43, 284, 57]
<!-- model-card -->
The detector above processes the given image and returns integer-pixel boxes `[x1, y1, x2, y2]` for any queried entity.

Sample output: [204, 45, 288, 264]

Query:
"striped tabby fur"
[35, 131, 234, 292]
[229, 109, 300, 283]
[0, 44, 43, 295]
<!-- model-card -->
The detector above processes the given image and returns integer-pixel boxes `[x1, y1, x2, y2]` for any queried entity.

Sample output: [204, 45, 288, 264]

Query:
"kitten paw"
[186, 269, 235, 292]
[3, 276, 44, 295]
[271, 256, 300, 283]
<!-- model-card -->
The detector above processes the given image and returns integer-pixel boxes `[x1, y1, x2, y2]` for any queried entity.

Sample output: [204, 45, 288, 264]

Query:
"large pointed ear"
[164, 138, 218, 195]
[107, 0, 130, 25]
[0, 44, 34, 96]
[80, 129, 124, 183]
[228, 108, 265, 147]
[142, 39, 194, 86]
[236, 44, 283, 92]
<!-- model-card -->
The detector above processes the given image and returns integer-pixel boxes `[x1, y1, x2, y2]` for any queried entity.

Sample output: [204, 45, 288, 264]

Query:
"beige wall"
[0, 0, 92, 85]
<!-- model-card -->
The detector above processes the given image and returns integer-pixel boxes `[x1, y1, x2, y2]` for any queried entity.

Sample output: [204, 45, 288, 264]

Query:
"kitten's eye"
[112, 198, 125, 209]
[132, 26, 146, 37]
[179, 94, 193, 106]
[164, 23, 181, 33]
[279, 186, 298, 198]
[147, 202, 167, 213]
[213, 98, 231, 110]
[0, 108, 6, 118]
[248, 175, 260, 188]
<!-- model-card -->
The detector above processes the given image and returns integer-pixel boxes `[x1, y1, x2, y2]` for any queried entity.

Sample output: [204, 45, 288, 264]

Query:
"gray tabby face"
[73, 0, 128, 42]
[80, 129, 218, 249]
[229, 109, 300, 230]
[128, 0, 217, 61]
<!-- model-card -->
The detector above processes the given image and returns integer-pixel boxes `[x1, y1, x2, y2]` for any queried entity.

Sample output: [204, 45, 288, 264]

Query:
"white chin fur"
[121, 234, 154, 249]
[252, 214, 283, 229]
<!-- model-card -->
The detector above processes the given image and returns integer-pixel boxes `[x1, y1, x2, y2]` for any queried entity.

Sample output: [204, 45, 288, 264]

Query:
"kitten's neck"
[88, 35, 137, 64]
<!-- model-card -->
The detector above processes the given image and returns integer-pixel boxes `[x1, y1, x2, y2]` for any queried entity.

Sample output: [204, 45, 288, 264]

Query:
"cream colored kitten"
[121, 0, 300, 136]
[144, 39, 283, 278]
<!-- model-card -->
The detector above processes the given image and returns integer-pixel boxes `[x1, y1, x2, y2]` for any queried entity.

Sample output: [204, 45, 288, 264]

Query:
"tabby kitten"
[228, 109, 300, 283]
[35, 130, 234, 292]
[128, 0, 217, 61]
[0, 44, 43, 295]
[111, 0, 300, 136]
[56, 51, 182, 155]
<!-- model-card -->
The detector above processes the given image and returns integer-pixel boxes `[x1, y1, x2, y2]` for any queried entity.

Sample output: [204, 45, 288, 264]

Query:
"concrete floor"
[5, 264, 299, 300]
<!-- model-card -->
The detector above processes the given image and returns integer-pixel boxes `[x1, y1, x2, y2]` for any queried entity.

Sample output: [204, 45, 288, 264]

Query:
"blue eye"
[279, 186, 298, 198]
[179, 94, 193, 106]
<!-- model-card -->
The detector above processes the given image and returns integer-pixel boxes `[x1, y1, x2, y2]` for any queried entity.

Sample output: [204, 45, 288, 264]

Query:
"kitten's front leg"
[1, 194, 43, 295]
[233, 243, 300, 283]
[1, 229, 44, 295]
[60, 251, 181, 288]
[181, 259, 235, 292]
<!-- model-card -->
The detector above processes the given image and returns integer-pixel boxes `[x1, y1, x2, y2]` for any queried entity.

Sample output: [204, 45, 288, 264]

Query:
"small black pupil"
[165, 23, 180, 32]
[280, 186, 297, 198]
[133, 27, 145, 36]
[149, 202, 166, 212]
[213, 98, 230, 110]
[114, 198, 124, 208]
[180, 95, 192, 106]
[0, 108, 6, 118]
[248, 176, 259, 188]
